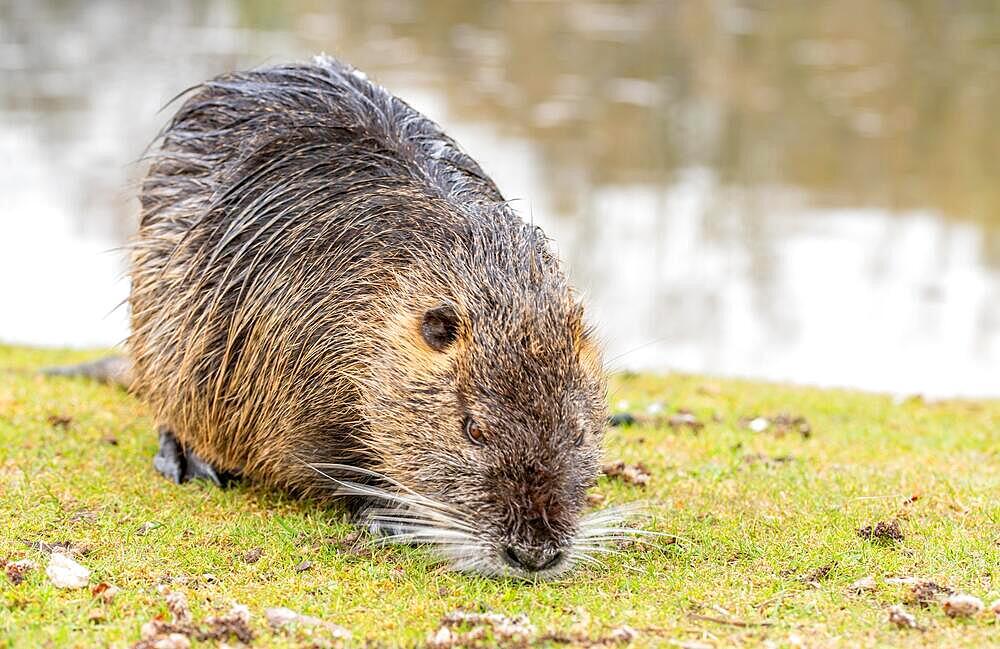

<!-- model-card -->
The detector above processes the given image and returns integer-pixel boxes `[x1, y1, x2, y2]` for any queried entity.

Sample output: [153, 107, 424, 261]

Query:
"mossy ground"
[1, 344, 998, 647]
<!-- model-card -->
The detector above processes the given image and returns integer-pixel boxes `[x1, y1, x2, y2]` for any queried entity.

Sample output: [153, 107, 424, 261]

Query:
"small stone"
[429, 626, 454, 648]
[165, 591, 192, 624]
[243, 547, 263, 564]
[91, 582, 122, 603]
[887, 605, 918, 629]
[748, 417, 769, 432]
[141, 621, 161, 640]
[46, 552, 90, 589]
[265, 607, 299, 629]
[667, 412, 704, 431]
[152, 633, 190, 649]
[265, 606, 351, 638]
[942, 593, 984, 617]
[607, 413, 636, 427]
[849, 576, 877, 593]
[294, 560, 313, 572]
[602, 461, 651, 486]
[228, 604, 250, 625]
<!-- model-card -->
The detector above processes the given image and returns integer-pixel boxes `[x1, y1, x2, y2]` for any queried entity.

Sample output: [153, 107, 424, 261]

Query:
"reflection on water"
[1, 0, 998, 396]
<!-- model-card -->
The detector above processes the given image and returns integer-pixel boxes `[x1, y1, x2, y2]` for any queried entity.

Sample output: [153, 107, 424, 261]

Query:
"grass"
[1, 344, 998, 648]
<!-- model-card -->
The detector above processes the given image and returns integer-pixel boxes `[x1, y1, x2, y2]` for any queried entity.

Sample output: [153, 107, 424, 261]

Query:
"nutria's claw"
[153, 427, 228, 487]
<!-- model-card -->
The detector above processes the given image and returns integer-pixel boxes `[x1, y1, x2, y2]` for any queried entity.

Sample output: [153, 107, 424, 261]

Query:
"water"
[2, 0, 998, 397]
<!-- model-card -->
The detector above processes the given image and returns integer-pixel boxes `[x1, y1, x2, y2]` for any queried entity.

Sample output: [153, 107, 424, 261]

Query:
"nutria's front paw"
[153, 427, 232, 487]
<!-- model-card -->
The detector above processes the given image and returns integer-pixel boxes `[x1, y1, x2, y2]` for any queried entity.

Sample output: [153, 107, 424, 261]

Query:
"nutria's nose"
[504, 546, 563, 572]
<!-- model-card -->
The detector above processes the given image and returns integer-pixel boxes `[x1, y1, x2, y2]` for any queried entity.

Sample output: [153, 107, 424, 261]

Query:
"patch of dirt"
[857, 520, 904, 544]
[202, 604, 254, 643]
[68, 510, 98, 524]
[741, 453, 794, 467]
[601, 461, 651, 487]
[541, 625, 640, 647]
[46, 414, 73, 429]
[24, 539, 90, 556]
[797, 563, 833, 585]
[426, 610, 640, 648]
[132, 592, 254, 648]
[666, 411, 704, 432]
[3, 558, 38, 585]
[887, 577, 954, 607]
[426, 610, 536, 648]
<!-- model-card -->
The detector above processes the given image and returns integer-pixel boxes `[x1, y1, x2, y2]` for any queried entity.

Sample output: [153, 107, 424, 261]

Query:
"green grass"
[2, 344, 998, 648]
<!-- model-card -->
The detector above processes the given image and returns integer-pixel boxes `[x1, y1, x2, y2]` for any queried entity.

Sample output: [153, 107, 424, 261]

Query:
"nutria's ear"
[421, 303, 460, 351]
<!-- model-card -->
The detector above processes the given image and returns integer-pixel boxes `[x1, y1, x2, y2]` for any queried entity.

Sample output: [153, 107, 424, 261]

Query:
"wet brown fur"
[128, 56, 607, 568]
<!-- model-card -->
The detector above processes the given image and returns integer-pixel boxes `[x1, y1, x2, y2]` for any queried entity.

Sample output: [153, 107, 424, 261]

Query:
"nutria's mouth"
[302, 462, 657, 579]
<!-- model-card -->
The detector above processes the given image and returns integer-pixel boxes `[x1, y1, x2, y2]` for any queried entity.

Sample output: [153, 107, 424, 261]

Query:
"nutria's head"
[326, 214, 613, 578]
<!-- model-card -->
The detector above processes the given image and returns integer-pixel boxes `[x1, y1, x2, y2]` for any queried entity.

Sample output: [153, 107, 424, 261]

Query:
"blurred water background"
[1, 0, 998, 397]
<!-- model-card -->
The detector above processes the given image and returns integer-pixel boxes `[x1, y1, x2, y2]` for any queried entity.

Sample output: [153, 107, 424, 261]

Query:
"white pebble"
[849, 576, 877, 593]
[429, 626, 454, 648]
[228, 603, 251, 624]
[46, 552, 90, 589]
[942, 593, 984, 617]
[748, 417, 769, 432]
[265, 607, 299, 628]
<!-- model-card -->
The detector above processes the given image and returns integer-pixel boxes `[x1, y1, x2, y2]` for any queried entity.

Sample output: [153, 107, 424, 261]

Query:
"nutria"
[53, 55, 642, 577]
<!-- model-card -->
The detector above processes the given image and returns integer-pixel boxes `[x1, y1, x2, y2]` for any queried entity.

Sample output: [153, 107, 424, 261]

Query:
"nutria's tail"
[42, 355, 133, 389]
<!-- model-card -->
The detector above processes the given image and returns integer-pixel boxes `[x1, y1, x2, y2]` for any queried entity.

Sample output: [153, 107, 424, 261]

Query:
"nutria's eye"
[464, 416, 485, 446]
[421, 303, 459, 352]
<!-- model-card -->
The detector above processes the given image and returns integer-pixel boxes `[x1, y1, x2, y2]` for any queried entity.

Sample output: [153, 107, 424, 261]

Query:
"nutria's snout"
[317, 461, 643, 579]
[502, 545, 565, 575]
